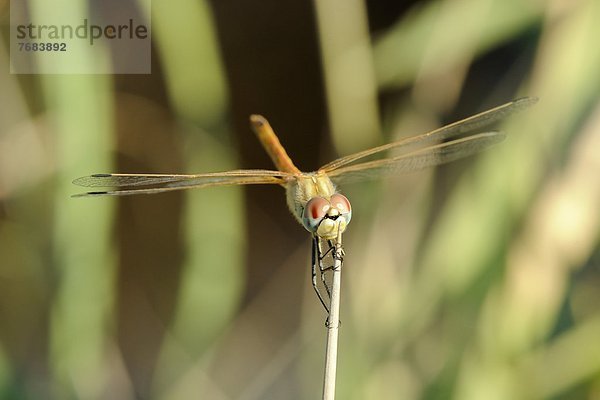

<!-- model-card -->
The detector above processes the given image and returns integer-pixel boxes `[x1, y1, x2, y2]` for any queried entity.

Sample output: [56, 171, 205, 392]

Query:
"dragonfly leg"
[319, 238, 345, 328]
[325, 236, 344, 328]
[317, 239, 333, 298]
[312, 236, 330, 314]
[333, 241, 345, 265]
[319, 240, 335, 260]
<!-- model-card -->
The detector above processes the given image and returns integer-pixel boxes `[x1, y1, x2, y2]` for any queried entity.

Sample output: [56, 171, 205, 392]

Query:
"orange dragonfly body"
[73, 97, 536, 240]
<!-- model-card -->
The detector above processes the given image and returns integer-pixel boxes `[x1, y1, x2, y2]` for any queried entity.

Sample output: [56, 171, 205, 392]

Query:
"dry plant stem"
[322, 233, 343, 400]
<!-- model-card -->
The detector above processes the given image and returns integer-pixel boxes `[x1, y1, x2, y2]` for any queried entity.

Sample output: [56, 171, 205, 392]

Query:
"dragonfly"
[73, 97, 537, 313]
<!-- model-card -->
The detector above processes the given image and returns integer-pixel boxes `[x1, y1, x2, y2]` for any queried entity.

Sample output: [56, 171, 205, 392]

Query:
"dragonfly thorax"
[286, 173, 352, 239]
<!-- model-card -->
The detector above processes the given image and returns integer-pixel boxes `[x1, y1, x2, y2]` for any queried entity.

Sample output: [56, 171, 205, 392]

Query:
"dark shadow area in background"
[208, 0, 327, 305]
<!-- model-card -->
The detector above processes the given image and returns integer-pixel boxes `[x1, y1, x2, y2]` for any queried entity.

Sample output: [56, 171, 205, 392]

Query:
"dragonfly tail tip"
[250, 114, 267, 128]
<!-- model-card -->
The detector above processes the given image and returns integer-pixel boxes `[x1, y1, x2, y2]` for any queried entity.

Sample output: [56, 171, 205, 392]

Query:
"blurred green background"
[1, 0, 600, 398]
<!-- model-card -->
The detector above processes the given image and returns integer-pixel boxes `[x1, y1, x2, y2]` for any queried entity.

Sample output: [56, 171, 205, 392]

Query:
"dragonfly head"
[302, 194, 352, 239]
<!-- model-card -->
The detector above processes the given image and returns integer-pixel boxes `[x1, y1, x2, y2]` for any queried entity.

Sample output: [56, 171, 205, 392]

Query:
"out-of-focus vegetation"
[1, 0, 599, 399]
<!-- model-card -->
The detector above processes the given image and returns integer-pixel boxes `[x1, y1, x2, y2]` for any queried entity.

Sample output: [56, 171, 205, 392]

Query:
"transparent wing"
[327, 131, 505, 184]
[320, 97, 536, 173]
[72, 169, 291, 197]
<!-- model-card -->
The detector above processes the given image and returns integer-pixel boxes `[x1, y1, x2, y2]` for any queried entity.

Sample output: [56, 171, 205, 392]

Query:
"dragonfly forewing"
[72, 170, 290, 197]
[319, 97, 537, 173]
[327, 131, 505, 184]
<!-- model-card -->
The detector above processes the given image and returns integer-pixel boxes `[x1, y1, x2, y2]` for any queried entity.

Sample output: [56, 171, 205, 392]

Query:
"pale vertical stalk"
[322, 235, 343, 400]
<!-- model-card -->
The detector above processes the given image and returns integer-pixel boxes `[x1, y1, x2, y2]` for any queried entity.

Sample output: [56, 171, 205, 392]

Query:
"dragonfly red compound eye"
[329, 193, 352, 233]
[329, 193, 351, 214]
[302, 197, 330, 233]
